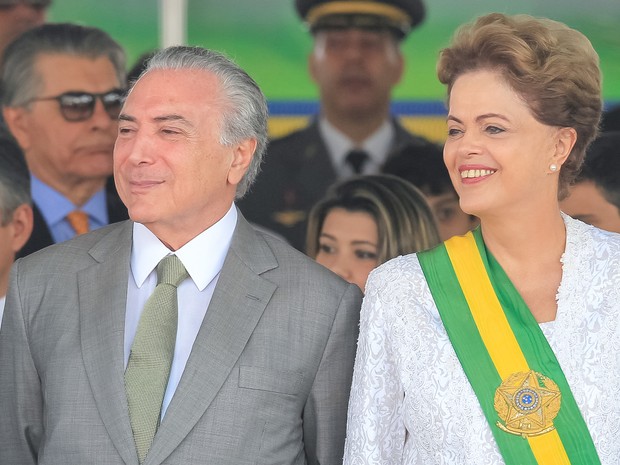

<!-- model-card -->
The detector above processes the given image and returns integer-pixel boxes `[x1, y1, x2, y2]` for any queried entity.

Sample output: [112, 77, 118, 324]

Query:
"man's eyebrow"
[153, 114, 191, 124]
[119, 114, 136, 122]
[118, 113, 194, 127]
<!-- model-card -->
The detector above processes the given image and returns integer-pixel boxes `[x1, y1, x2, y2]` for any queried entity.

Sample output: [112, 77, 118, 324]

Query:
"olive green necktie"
[125, 254, 189, 464]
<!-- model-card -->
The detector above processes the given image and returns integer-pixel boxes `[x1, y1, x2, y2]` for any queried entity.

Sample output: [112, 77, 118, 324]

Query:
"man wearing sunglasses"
[1, 22, 128, 257]
[0, 0, 50, 62]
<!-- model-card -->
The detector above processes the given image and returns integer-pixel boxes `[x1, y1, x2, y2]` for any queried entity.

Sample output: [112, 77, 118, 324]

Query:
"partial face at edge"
[561, 180, 620, 233]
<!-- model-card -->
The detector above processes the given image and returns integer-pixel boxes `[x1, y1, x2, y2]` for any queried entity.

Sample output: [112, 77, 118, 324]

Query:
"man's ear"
[392, 49, 405, 86]
[2, 107, 32, 152]
[308, 51, 319, 84]
[227, 138, 258, 186]
[8, 204, 34, 253]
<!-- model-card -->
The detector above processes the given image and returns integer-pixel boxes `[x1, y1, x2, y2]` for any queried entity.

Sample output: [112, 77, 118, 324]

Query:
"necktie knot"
[66, 210, 90, 235]
[345, 149, 369, 174]
[157, 255, 189, 288]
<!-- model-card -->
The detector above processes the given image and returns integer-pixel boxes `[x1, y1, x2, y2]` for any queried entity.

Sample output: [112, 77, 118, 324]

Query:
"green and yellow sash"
[417, 229, 600, 465]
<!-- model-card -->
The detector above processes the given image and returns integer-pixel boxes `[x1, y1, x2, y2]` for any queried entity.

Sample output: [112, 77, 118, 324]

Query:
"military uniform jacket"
[238, 118, 429, 251]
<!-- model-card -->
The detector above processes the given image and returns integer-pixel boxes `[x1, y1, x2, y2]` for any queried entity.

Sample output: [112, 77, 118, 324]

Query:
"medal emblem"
[272, 210, 306, 227]
[494, 370, 561, 437]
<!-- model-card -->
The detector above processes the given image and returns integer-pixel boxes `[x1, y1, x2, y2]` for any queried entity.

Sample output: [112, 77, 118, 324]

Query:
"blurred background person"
[382, 140, 478, 240]
[0, 0, 50, 62]
[0, 132, 33, 326]
[306, 174, 440, 292]
[239, 0, 430, 250]
[0, 0, 51, 131]
[126, 49, 157, 86]
[1, 23, 128, 257]
[561, 131, 620, 233]
[600, 105, 620, 133]
[345, 13, 618, 464]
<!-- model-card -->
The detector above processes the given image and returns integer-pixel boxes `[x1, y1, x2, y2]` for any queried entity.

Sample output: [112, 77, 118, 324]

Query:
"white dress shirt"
[318, 117, 395, 177]
[124, 205, 237, 418]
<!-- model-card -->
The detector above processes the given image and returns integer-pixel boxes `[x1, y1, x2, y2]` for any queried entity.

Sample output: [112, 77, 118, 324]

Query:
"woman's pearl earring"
[549, 163, 558, 172]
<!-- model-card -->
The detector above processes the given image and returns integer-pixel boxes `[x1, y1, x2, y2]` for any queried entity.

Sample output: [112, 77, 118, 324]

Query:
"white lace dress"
[343, 216, 620, 464]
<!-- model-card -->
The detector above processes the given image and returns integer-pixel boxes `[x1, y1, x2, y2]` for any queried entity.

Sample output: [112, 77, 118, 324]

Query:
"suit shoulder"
[257, 229, 355, 295]
[16, 221, 131, 272]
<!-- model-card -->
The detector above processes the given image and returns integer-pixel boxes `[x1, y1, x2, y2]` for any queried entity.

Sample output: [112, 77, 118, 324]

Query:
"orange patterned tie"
[66, 210, 90, 235]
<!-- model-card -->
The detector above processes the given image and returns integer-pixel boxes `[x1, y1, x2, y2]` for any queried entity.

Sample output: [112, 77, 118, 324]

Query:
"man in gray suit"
[0, 46, 362, 465]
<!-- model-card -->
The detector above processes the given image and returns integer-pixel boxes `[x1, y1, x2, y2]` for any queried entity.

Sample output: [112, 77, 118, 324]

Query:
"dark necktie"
[345, 149, 369, 174]
[125, 254, 189, 464]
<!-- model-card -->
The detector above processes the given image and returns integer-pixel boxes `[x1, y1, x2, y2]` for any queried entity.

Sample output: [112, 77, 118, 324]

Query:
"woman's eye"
[355, 250, 378, 260]
[485, 125, 504, 134]
[318, 243, 335, 254]
[436, 207, 456, 222]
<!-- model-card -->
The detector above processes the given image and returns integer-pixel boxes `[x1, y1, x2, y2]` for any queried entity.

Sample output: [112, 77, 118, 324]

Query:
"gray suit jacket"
[0, 213, 362, 465]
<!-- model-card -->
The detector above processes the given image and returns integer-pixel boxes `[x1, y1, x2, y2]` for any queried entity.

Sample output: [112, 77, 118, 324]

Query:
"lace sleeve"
[343, 264, 406, 465]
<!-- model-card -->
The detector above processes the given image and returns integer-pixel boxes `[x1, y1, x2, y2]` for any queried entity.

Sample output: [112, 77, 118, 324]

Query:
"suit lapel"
[80, 221, 139, 465]
[145, 214, 278, 465]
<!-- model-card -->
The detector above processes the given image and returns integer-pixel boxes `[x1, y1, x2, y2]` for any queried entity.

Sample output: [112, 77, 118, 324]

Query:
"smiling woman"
[344, 12, 620, 465]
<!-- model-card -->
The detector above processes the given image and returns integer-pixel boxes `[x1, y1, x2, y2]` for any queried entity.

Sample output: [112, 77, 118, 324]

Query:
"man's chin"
[126, 205, 158, 225]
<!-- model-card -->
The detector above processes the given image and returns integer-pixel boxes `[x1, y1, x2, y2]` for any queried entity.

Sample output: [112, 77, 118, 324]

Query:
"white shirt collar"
[130, 205, 238, 291]
[318, 117, 395, 170]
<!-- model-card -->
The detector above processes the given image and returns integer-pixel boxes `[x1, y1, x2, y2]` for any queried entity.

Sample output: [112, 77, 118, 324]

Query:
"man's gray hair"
[141, 46, 268, 199]
[1, 22, 126, 108]
[0, 132, 31, 226]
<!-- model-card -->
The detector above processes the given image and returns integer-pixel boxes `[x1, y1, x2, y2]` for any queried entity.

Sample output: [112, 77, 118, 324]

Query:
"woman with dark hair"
[306, 174, 440, 293]
[344, 13, 619, 464]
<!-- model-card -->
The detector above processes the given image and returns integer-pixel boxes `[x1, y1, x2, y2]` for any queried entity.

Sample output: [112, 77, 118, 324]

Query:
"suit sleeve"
[0, 260, 43, 465]
[303, 283, 362, 465]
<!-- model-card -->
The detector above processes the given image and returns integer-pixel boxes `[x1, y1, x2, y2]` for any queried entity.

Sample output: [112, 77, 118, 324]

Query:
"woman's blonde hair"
[437, 13, 602, 199]
[306, 174, 441, 263]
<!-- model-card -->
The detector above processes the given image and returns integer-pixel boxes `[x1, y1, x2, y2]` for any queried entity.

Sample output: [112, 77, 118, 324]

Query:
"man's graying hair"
[0, 133, 31, 226]
[140, 46, 269, 199]
[1, 23, 126, 107]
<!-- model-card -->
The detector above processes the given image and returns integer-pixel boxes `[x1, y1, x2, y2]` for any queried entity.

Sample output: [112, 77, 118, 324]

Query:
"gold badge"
[494, 370, 561, 437]
[272, 210, 306, 227]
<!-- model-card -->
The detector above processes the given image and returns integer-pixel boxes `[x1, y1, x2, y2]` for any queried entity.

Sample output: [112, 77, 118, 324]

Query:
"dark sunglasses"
[29, 89, 126, 122]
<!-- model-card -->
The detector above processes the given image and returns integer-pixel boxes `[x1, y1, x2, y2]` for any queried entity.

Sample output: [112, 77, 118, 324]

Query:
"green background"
[48, 0, 620, 107]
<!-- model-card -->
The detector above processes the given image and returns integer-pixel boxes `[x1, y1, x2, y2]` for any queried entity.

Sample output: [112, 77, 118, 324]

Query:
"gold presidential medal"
[494, 370, 561, 437]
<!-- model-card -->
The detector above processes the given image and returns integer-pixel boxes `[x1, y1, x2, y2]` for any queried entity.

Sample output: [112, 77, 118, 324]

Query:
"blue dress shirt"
[31, 175, 109, 243]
